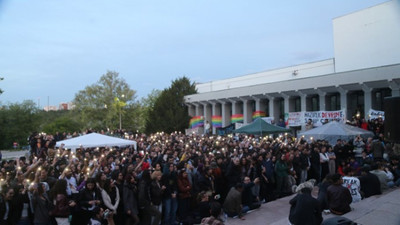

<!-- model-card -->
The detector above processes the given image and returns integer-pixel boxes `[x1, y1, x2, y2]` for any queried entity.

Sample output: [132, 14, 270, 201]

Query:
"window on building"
[294, 97, 301, 112]
[265, 99, 269, 117]
[374, 88, 391, 110]
[329, 94, 340, 111]
[278, 98, 284, 119]
[311, 95, 319, 111]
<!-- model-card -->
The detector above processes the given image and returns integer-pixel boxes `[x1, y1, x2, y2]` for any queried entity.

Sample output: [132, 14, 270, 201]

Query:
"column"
[389, 80, 400, 97]
[203, 103, 212, 127]
[281, 93, 289, 114]
[362, 84, 372, 121]
[318, 90, 326, 111]
[188, 104, 195, 117]
[338, 87, 348, 119]
[211, 103, 220, 134]
[298, 92, 307, 131]
[242, 99, 252, 124]
[267, 96, 275, 121]
[221, 101, 231, 127]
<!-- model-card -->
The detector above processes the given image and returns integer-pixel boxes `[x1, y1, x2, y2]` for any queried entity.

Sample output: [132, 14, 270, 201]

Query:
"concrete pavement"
[225, 188, 400, 225]
[1, 150, 29, 160]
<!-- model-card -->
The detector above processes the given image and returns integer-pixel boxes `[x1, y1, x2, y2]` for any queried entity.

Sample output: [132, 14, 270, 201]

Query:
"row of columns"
[188, 84, 400, 133]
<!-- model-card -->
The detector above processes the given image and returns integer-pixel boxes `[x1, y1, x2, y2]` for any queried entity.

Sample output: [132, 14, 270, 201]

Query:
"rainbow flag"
[189, 116, 204, 128]
[212, 115, 222, 128]
[252, 110, 266, 119]
[231, 114, 243, 123]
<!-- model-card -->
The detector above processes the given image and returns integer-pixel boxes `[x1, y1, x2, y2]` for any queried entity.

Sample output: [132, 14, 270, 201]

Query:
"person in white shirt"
[342, 167, 361, 203]
[59, 169, 78, 196]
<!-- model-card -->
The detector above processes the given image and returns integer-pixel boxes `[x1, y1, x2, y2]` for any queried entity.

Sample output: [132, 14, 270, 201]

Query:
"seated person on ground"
[327, 174, 352, 215]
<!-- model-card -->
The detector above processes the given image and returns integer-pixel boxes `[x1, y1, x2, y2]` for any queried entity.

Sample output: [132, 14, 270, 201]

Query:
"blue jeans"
[163, 197, 178, 225]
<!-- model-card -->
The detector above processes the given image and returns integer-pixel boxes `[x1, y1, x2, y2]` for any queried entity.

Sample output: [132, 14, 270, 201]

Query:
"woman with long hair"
[177, 169, 192, 223]
[49, 179, 76, 225]
[0, 185, 15, 225]
[123, 174, 139, 225]
[101, 179, 120, 217]
[275, 154, 289, 198]
[32, 182, 52, 225]
[150, 171, 165, 219]
[74, 178, 102, 225]
[138, 170, 161, 225]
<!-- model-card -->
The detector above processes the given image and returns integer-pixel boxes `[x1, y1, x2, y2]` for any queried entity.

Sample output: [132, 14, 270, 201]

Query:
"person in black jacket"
[73, 178, 102, 225]
[289, 185, 322, 225]
[161, 163, 178, 225]
[359, 165, 381, 198]
[123, 174, 139, 225]
[138, 170, 161, 225]
[0, 186, 15, 225]
[150, 171, 165, 219]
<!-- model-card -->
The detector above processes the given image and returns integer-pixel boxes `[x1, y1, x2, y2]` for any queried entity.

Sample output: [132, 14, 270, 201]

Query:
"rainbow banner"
[212, 115, 222, 128]
[252, 110, 266, 119]
[189, 116, 204, 128]
[231, 114, 244, 123]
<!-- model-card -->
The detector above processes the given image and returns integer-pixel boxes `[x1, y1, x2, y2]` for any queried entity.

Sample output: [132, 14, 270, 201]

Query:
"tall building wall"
[334, 0, 400, 72]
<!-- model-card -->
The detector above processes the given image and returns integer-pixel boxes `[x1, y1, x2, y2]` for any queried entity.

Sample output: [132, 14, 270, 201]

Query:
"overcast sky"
[0, 0, 388, 107]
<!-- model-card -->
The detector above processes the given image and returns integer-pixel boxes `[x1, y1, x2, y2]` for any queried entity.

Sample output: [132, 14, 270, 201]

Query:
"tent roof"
[299, 121, 374, 145]
[55, 133, 137, 151]
[233, 118, 291, 135]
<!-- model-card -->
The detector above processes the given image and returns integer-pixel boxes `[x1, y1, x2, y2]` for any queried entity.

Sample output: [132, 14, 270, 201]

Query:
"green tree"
[42, 115, 81, 134]
[73, 71, 137, 130]
[145, 77, 196, 133]
[0, 100, 39, 149]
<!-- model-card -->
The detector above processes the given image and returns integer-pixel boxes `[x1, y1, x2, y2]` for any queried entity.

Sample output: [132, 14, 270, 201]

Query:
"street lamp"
[119, 94, 125, 130]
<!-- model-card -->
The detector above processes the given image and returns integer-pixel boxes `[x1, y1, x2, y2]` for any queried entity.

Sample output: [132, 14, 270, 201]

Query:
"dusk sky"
[0, 0, 388, 107]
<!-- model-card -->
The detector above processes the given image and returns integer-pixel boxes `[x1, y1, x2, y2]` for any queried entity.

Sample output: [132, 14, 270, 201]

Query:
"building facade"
[184, 0, 400, 133]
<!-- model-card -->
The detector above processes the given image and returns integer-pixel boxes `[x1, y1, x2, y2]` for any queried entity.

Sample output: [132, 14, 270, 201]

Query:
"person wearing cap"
[288, 182, 322, 225]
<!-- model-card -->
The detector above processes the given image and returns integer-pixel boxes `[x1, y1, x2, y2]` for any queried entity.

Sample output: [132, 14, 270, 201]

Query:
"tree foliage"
[145, 77, 196, 133]
[42, 115, 81, 134]
[0, 100, 39, 149]
[73, 71, 137, 130]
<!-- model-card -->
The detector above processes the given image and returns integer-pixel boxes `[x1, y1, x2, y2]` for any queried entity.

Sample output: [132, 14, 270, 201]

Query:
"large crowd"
[0, 117, 399, 225]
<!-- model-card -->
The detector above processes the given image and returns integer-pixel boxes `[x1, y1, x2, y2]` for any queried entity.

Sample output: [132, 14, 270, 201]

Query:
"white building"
[184, 0, 400, 133]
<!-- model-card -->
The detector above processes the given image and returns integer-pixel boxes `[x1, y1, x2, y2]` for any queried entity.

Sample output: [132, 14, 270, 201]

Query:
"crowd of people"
[0, 118, 398, 225]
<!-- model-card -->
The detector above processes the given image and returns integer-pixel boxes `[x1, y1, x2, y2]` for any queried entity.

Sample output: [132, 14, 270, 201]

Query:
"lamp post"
[119, 94, 125, 130]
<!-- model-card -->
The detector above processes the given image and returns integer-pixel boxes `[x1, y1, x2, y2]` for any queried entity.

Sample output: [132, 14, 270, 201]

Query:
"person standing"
[205, 121, 211, 135]
[123, 174, 139, 225]
[177, 169, 192, 224]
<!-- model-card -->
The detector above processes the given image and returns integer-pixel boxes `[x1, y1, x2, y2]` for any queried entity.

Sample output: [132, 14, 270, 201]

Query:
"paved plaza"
[225, 188, 400, 225]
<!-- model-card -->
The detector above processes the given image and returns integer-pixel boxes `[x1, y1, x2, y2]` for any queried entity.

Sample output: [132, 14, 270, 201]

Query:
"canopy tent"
[233, 118, 291, 135]
[298, 121, 374, 146]
[55, 133, 137, 151]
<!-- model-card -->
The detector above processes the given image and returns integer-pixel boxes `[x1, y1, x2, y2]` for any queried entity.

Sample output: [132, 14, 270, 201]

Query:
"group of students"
[0, 127, 399, 225]
[288, 158, 399, 225]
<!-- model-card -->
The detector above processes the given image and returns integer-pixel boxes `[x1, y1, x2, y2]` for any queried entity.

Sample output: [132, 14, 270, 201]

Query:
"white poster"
[368, 109, 384, 120]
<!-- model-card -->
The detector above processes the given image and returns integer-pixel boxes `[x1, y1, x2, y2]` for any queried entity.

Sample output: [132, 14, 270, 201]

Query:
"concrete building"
[184, 0, 400, 134]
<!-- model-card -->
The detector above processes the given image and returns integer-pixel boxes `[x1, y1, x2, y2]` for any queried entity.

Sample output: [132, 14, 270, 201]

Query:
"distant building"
[43, 102, 75, 111]
[184, 0, 400, 133]
[44, 105, 58, 111]
[59, 102, 75, 110]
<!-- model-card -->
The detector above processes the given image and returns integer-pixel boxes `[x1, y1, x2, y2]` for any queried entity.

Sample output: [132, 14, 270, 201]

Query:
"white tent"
[298, 121, 374, 146]
[55, 133, 137, 151]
